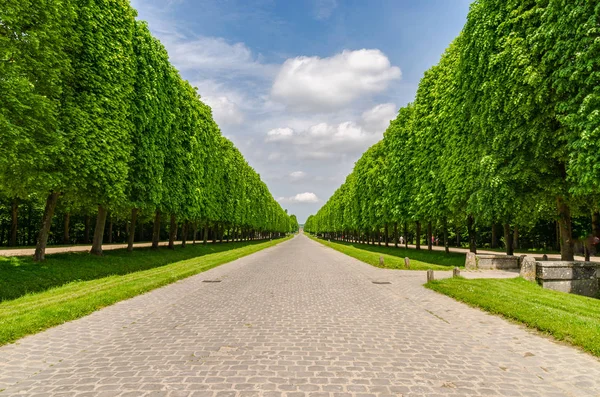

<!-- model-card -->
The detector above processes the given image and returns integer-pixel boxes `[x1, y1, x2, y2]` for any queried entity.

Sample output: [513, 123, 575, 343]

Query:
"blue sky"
[131, 0, 472, 223]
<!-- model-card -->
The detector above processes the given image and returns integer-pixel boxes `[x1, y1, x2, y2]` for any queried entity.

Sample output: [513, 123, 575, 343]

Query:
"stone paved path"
[1, 234, 599, 397]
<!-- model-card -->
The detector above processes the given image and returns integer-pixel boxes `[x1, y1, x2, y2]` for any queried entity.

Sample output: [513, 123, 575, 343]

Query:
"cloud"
[361, 103, 398, 134]
[314, 0, 338, 20]
[267, 152, 284, 161]
[271, 49, 401, 111]
[278, 192, 320, 203]
[202, 96, 244, 125]
[266, 127, 294, 142]
[262, 103, 396, 163]
[289, 171, 307, 182]
[166, 36, 275, 78]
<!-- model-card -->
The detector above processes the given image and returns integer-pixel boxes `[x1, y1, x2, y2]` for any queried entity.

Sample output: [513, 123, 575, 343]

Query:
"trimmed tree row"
[0, 0, 297, 260]
[305, 0, 600, 260]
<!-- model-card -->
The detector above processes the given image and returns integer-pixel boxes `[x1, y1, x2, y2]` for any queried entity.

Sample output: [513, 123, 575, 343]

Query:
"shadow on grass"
[0, 240, 267, 302]
[315, 238, 465, 268]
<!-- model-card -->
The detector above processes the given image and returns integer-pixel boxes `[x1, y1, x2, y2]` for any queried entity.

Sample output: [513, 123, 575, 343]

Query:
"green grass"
[0, 237, 290, 346]
[426, 277, 600, 356]
[0, 240, 270, 301]
[309, 235, 465, 270]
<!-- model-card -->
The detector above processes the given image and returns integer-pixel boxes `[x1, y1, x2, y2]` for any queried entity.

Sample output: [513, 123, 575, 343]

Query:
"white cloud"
[289, 171, 307, 182]
[278, 192, 320, 203]
[166, 36, 275, 77]
[202, 96, 244, 125]
[314, 0, 337, 20]
[361, 103, 397, 133]
[271, 49, 401, 111]
[267, 152, 284, 161]
[266, 127, 294, 142]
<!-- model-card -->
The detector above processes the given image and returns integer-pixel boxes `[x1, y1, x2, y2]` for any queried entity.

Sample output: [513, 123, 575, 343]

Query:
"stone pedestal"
[535, 261, 599, 297]
[520, 256, 537, 282]
[465, 253, 520, 270]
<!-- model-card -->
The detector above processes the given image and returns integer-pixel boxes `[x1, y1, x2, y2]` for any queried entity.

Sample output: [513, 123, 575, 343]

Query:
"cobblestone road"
[1, 234, 599, 396]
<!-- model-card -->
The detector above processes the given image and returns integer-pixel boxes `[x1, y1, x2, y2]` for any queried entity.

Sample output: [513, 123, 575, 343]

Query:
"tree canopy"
[306, 1, 600, 260]
[0, 0, 296, 259]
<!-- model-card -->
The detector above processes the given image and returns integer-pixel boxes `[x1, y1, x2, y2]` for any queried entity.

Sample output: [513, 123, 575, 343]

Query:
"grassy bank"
[426, 277, 600, 356]
[309, 235, 464, 270]
[0, 237, 290, 346]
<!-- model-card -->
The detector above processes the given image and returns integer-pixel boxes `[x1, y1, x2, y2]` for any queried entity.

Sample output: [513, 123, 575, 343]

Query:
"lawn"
[309, 235, 465, 270]
[0, 237, 290, 346]
[426, 277, 600, 357]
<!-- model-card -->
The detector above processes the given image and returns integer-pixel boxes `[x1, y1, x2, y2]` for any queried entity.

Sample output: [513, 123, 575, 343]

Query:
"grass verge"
[0, 237, 290, 346]
[1, 240, 273, 301]
[308, 235, 464, 270]
[426, 277, 600, 357]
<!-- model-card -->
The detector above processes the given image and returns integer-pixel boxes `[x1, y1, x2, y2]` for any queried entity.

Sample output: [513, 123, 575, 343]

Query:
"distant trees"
[305, 0, 600, 260]
[0, 0, 295, 259]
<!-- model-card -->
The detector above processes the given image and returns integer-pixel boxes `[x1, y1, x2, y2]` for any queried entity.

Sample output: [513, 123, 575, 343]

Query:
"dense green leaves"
[307, 1, 599, 260]
[0, 0, 295, 258]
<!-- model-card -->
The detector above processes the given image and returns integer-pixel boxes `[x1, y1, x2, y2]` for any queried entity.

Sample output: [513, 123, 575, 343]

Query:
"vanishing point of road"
[1, 234, 599, 396]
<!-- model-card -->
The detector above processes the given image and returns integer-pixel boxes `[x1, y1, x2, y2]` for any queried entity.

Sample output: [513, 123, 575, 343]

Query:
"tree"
[64, 0, 137, 256]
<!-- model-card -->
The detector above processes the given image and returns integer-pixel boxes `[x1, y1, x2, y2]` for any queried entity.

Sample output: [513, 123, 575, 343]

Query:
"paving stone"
[1, 234, 600, 396]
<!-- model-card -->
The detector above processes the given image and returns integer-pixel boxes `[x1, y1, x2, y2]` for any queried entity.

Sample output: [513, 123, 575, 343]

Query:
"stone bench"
[465, 253, 520, 270]
[534, 261, 599, 297]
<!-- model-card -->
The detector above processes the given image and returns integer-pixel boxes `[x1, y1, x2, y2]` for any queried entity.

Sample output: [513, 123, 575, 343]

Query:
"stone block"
[427, 269, 434, 282]
[520, 256, 537, 282]
[465, 253, 520, 270]
[535, 261, 599, 297]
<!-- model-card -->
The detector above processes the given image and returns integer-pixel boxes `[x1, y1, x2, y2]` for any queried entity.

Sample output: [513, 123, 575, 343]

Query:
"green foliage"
[0, 0, 76, 198]
[64, 0, 137, 207]
[0, 0, 295, 255]
[306, 1, 599, 259]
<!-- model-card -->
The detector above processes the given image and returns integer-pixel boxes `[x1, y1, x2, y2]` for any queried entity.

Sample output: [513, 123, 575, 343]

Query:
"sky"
[130, 0, 472, 223]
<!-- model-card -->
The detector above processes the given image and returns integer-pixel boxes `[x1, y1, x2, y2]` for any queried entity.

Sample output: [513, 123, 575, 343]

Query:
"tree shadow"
[0, 240, 265, 302]
[321, 239, 465, 268]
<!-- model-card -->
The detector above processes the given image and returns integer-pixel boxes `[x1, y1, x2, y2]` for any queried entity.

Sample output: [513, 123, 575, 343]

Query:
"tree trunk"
[138, 217, 144, 242]
[443, 218, 449, 254]
[27, 203, 33, 245]
[63, 212, 70, 245]
[427, 221, 433, 251]
[127, 208, 137, 252]
[90, 205, 108, 256]
[513, 226, 519, 250]
[181, 221, 188, 248]
[416, 221, 421, 250]
[152, 210, 161, 249]
[33, 192, 60, 261]
[9, 198, 18, 247]
[107, 214, 113, 244]
[168, 214, 176, 249]
[203, 223, 208, 245]
[557, 197, 574, 261]
[593, 211, 600, 239]
[219, 224, 224, 243]
[503, 223, 514, 256]
[467, 215, 477, 253]
[491, 223, 498, 248]
[193, 223, 198, 244]
[456, 225, 460, 247]
[84, 215, 91, 244]
[394, 222, 398, 248]
[384, 223, 389, 247]
[403, 222, 408, 249]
